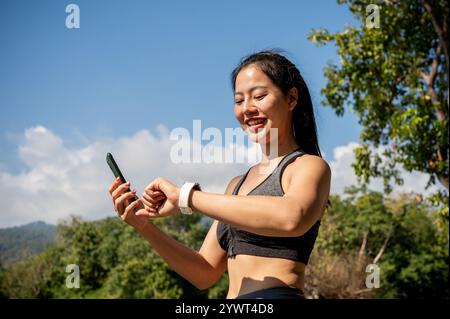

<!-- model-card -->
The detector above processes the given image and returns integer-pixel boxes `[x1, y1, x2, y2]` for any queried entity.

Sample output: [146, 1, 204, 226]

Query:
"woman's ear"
[287, 87, 298, 111]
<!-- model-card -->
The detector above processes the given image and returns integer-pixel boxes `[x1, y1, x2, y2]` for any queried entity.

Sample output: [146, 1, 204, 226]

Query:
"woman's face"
[234, 64, 297, 145]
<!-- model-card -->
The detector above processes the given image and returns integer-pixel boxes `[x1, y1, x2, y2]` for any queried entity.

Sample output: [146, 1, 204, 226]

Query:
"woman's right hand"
[108, 178, 162, 231]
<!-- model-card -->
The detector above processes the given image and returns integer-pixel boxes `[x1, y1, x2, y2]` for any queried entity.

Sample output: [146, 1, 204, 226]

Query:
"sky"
[0, 0, 442, 228]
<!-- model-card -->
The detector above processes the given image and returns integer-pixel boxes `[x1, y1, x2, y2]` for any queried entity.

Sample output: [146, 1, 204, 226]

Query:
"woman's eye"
[255, 95, 266, 100]
[235, 100, 243, 105]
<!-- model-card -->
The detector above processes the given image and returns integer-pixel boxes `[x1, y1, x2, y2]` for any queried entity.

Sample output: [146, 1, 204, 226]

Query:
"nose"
[242, 98, 258, 115]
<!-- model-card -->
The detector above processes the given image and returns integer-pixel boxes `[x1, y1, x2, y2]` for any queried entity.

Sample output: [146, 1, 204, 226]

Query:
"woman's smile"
[246, 118, 268, 133]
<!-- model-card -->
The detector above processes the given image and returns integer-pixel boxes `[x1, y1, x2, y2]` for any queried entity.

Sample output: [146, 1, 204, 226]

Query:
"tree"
[0, 248, 58, 298]
[0, 215, 222, 299]
[308, 0, 449, 194]
[56, 216, 108, 295]
[0, 260, 5, 299]
[309, 189, 449, 298]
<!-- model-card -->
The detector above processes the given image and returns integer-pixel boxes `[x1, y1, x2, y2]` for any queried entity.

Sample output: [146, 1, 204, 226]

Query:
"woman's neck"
[258, 138, 299, 164]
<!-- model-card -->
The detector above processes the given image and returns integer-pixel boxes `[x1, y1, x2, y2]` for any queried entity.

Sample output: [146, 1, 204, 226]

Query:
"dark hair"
[231, 49, 331, 208]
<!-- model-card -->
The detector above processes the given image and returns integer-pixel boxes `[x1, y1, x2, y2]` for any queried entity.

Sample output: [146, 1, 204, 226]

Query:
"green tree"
[0, 246, 60, 298]
[55, 216, 108, 296]
[0, 214, 228, 299]
[380, 193, 449, 298]
[311, 189, 449, 298]
[0, 260, 6, 298]
[101, 218, 186, 299]
[308, 0, 449, 195]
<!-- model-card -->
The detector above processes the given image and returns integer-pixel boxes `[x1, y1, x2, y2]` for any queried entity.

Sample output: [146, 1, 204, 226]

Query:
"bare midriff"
[225, 254, 306, 299]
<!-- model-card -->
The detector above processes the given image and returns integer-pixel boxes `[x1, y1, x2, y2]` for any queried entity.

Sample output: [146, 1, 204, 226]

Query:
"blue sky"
[0, 0, 361, 173]
[5, 1, 438, 228]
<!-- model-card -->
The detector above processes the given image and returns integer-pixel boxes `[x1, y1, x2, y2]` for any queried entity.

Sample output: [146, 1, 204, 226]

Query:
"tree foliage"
[0, 189, 446, 299]
[309, 187, 449, 298]
[0, 215, 228, 299]
[308, 0, 449, 195]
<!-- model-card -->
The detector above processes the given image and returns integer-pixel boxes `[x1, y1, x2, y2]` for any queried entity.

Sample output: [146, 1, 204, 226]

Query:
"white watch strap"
[179, 182, 201, 214]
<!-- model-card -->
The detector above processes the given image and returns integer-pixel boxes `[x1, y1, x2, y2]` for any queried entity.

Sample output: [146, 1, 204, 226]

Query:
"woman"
[108, 50, 331, 299]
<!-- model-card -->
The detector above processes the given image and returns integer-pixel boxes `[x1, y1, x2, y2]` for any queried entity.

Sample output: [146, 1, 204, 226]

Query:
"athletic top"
[216, 147, 321, 264]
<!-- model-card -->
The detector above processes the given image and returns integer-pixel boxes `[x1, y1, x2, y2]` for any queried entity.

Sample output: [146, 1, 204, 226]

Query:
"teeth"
[248, 119, 265, 126]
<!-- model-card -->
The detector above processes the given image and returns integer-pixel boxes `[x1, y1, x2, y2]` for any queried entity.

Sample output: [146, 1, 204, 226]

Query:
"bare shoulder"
[286, 153, 331, 182]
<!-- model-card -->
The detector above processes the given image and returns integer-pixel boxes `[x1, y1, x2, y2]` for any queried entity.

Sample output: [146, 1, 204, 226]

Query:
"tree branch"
[357, 231, 368, 270]
[372, 227, 393, 264]
[420, 43, 449, 190]
[423, 0, 449, 74]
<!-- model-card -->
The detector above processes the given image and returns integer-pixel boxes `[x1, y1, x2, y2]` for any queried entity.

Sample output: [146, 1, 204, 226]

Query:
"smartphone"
[106, 152, 138, 202]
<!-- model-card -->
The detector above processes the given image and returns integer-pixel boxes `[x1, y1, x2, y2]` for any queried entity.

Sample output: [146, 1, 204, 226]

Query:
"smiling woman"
[108, 49, 331, 299]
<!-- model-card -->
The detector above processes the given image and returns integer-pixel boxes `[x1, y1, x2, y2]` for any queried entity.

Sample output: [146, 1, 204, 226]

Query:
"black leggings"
[234, 286, 305, 299]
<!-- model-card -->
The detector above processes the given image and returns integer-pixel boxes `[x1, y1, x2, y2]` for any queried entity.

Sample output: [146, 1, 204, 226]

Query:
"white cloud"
[329, 141, 445, 198]
[0, 125, 254, 228]
[0, 127, 445, 228]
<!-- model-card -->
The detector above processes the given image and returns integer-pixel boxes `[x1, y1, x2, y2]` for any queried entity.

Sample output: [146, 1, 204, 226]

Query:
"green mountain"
[0, 221, 56, 266]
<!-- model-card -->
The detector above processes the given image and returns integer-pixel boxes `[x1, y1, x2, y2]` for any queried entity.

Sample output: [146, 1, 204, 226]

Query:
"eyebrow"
[234, 86, 268, 96]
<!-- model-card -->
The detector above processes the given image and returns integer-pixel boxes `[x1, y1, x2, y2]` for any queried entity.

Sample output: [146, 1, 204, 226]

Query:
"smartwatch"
[178, 182, 201, 215]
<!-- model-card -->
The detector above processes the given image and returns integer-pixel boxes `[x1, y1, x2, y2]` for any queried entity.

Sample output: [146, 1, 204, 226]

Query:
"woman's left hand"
[138, 177, 181, 218]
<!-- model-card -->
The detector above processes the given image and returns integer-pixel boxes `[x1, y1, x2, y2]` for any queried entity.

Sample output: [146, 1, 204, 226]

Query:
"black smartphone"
[106, 152, 137, 202]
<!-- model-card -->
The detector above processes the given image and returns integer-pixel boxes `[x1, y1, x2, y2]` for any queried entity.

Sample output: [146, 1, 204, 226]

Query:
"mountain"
[0, 221, 56, 266]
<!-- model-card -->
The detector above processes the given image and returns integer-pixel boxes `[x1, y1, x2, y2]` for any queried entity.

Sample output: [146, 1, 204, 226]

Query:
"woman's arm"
[140, 155, 331, 237]
[136, 220, 224, 290]
[110, 176, 240, 290]
[189, 155, 331, 237]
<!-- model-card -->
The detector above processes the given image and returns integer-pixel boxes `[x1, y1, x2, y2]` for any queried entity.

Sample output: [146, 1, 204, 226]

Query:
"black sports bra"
[216, 147, 321, 264]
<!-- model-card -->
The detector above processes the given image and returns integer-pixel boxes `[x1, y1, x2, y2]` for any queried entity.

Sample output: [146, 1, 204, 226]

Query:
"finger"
[112, 182, 131, 201]
[144, 179, 159, 192]
[142, 192, 165, 205]
[144, 196, 165, 211]
[115, 190, 137, 214]
[144, 186, 164, 196]
[115, 191, 136, 214]
[108, 177, 122, 194]
[136, 210, 161, 218]
[135, 209, 159, 218]
[148, 191, 165, 199]
[122, 199, 142, 220]
[140, 195, 153, 209]
[144, 190, 167, 203]
[146, 189, 164, 196]
[145, 177, 166, 192]
[140, 195, 162, 210]
[117, 194, 138, 215]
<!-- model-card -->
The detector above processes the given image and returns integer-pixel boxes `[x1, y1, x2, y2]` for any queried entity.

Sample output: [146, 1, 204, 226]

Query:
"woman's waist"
[226, 255, 305, 298]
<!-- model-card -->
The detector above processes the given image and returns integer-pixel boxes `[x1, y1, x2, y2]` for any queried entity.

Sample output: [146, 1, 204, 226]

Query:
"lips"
[244, 117, 266, 125]
[246, 118, 267, 132]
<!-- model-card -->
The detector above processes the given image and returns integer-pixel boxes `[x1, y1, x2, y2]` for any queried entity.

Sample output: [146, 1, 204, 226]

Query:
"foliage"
[0, 189, 446, 299]
[308, 187, 449, 298]
[308, 0, 449, 194]
[0, 214, 228, 299]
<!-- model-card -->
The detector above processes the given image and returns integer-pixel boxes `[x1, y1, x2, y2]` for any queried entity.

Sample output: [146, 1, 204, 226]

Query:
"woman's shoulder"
[287, 153, 331, 180]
